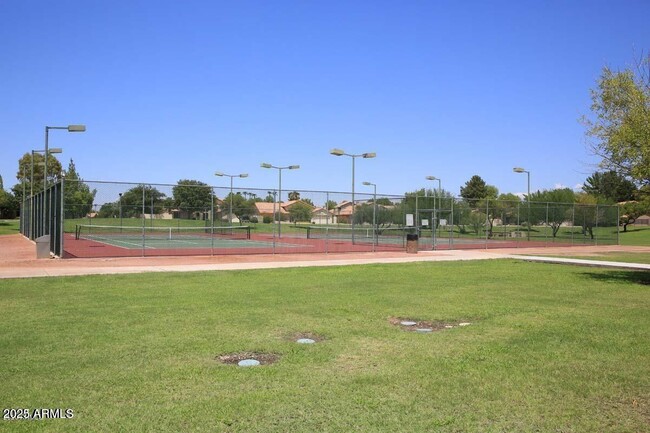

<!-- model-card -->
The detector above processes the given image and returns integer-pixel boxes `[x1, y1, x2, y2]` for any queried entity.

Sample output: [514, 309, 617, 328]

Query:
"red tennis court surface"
[2, 234, 648, 279]
[62, 230, 606, 259]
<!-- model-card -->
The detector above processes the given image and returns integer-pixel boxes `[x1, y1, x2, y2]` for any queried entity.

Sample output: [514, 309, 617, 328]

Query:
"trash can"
[406, 233, 418, 254]
[35, 235, 51, 259]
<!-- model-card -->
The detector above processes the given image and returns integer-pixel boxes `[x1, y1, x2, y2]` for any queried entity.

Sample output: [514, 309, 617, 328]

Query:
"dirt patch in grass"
[288, 332, 326, 342]
[216, 352, 280, 365]
[389, 317, 473, 332]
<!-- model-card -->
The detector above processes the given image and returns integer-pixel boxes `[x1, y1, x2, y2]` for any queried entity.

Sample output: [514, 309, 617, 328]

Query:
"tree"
[583, 171, 637, 202]
[0, 187, 19, 219]
[353, 203, 403, 233]
[375, 198, 393, 206]
[574, 193, 607, 239]
[97, 202, 119, 218]
[528, 188, 576, 237]
[119, 185, 166, 218]
[460, 175, 498, 204]
[325, 200, 338, 210]
[223, 192, 256, 224]
[288, 202, 313, 223]
[172, 179, 213, 212]
[63, 159, 96, 218]
[484, 193, 521, 237]
[582, 57, 650, 188]
[288, 191, 300, 201]
[16, 152, 63, 195]
[619, 200, 650, 232]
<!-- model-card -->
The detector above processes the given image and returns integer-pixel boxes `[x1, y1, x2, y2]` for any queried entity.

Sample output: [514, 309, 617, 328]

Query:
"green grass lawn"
[1, 261, 648, 432]
[619, 226, 650, 246]
[0, 219, 20, 235]
[537, 252, 650, 264]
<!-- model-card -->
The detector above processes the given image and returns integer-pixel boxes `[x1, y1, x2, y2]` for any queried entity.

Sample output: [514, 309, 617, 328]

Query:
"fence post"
[545, 202, 549, 245]
[595, 204, 599, 246]
[485, 199, 489, 249]
[617, 204, 620, 245]
[211, 187, 215, 256]
[450, 198, 454, 249]
[142, 186, 146, 257]
[325, 192, 329, 254]
[59, 179, 65, 257]
[571, 204, 575, 246]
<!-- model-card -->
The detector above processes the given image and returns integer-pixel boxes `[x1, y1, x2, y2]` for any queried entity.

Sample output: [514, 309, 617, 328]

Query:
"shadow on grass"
[620, 227, 649, 234]
[581, 270, 650, 286]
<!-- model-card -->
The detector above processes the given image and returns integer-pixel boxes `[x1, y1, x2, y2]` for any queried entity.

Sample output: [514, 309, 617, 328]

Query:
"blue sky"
[1, 0, 649, 197]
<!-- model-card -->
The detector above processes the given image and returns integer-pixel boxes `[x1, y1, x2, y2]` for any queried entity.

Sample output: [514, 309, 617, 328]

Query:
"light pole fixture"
[44, 125, 85, 192]
[362, 181, 377, 251]
[261, 163, 299, 237]
[215, 172, 249, 226]
[330, 148, 376, 243]
[513, 167, 531, 241]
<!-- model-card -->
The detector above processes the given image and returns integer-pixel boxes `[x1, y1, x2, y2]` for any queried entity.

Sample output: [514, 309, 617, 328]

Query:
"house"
[253, 200, 318, 223]
[254, 202, 289, 221]
[311, 207, 337, 224]
[334, 200, 355, 224]
[635, 215, 650, 225]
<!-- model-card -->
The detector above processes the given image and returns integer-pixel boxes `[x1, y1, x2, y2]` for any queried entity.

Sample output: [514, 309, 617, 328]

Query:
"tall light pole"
[362, 181, 377, 251]
[330, 149, 376, 243]
[261, 163, 299, 238]
[215, 172, 249, 226]
[44, 125, 85, 191]
[513, 167, 531, 241]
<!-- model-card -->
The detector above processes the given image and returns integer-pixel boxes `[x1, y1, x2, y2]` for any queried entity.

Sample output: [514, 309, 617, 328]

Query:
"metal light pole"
[261, 163, 299, 238]
[330, 149, 376, 244]
[362, 181, 377, 251]
[513, 167, 531, 241]
[215, 172, 249, 226]
[44, 125, 85, 191]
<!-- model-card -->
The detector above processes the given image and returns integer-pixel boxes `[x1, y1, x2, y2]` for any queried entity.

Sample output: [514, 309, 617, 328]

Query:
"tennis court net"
[75, 224, 251, 241]
[296, 225, 408, 244]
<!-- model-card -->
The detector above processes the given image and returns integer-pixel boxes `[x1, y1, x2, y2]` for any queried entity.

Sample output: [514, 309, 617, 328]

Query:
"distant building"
[635, 215, 650, 225]
[311, 207, 337, 224]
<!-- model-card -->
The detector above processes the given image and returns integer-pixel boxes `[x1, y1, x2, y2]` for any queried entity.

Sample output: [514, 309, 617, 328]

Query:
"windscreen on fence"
[19, 181, 63, 257]
[44, 180, 620, 259]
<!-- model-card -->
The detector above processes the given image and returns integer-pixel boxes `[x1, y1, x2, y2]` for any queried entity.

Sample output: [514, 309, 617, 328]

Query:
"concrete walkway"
[508, 255, 650, 271]
[0, 234, 648, 279]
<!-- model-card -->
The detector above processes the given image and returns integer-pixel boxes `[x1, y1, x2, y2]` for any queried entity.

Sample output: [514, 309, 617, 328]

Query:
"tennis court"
[22, 180, 617, 259]
[65, 224, 315, 258]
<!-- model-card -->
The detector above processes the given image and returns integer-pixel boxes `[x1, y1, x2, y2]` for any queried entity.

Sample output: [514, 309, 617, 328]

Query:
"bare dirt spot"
[288, 332, 326, 342]
[216, 352, 280, 365]
[389, 317, 473, 332]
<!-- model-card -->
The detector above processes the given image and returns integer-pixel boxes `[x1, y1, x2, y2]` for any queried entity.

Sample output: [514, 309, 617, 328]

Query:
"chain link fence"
[20, 180, 620, 258]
